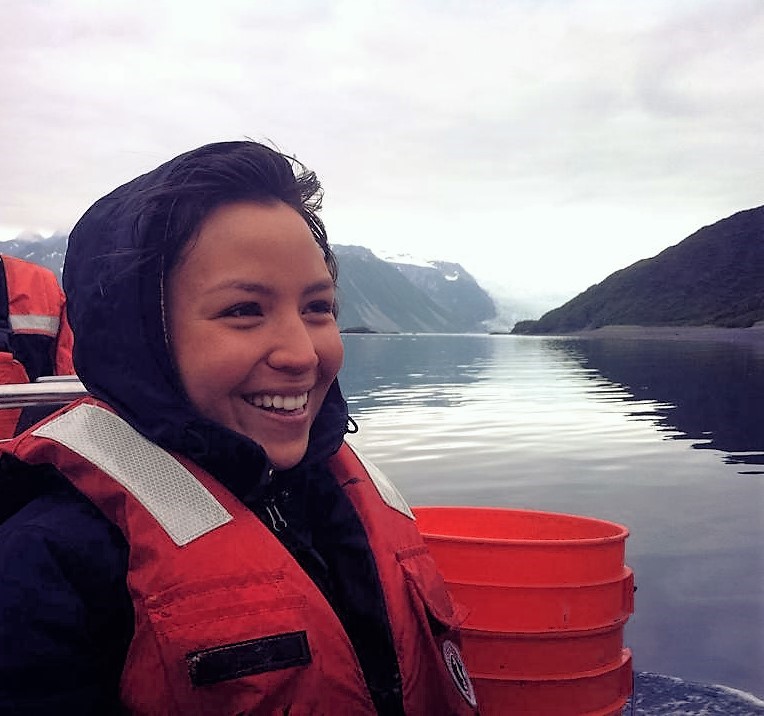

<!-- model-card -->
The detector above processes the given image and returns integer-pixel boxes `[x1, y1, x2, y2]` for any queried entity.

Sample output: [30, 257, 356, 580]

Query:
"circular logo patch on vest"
[442, 639, 477, 708]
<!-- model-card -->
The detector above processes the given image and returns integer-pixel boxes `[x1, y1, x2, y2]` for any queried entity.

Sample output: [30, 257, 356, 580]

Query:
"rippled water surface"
[339, 334, 764, 699]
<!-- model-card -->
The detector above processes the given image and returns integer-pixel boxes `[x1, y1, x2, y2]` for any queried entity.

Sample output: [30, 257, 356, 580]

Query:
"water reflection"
[551, 338, 764, 473]
[339, 334, 493, 412]
[336, 334, 763, 696]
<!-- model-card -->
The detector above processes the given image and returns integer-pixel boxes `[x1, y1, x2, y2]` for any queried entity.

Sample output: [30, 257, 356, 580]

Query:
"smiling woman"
[0, 141, 478, 715]
[166, 201, 344, 470]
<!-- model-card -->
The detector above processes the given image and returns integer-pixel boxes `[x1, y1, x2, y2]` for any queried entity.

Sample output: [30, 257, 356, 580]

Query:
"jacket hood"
[63, 148, 349, 495]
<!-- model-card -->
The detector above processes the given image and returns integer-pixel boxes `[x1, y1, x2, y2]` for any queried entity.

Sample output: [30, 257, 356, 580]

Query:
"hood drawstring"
[264, 467, 287, 532]
[265, 501, 287, 532]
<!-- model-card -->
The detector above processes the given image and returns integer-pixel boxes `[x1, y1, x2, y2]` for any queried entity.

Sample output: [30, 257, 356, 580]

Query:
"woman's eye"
[223, 303, 263, 318]
[305, 300, 334, 315]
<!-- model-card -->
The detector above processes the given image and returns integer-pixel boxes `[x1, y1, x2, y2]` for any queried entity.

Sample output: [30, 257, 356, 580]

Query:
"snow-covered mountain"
[0, 235, 510, 333]
[0, 232, 68, 283]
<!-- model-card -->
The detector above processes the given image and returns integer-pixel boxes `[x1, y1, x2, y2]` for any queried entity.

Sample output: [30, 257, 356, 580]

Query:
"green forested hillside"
[513, 205, 764, 334]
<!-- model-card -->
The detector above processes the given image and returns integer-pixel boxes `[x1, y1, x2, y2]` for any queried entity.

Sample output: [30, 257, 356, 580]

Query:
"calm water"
[339, 333, 764, 699]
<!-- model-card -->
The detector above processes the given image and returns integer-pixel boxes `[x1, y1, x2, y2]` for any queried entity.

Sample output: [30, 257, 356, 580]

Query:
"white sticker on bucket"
[442, 639, 477, 708]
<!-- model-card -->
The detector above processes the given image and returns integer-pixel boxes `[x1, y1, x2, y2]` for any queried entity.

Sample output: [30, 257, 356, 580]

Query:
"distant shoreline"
[566, 324, 764, 347]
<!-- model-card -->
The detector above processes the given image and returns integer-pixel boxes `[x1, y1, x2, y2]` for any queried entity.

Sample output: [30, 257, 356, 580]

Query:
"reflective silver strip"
[345, 442, 414, 519]
[9, 314, 60, 336]
[32, 404, 233, 545]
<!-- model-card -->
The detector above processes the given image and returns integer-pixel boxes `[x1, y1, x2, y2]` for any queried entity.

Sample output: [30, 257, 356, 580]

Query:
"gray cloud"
[1, 0, 761, 301]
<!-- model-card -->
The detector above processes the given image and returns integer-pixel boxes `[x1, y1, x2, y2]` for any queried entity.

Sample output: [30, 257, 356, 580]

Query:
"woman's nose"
[266, 320, 320, 372]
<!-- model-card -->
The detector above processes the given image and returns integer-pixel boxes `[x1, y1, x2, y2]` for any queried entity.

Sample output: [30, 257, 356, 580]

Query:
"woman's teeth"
[249, 392, 308, 411]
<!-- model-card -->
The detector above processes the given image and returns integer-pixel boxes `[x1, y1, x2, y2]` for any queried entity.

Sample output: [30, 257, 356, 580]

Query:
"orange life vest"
[5, 397, 479, 715]
[0, 254, 75, 438]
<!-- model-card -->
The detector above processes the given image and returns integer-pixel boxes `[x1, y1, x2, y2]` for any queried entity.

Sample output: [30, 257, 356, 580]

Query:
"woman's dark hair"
[139, 140, 337, 281]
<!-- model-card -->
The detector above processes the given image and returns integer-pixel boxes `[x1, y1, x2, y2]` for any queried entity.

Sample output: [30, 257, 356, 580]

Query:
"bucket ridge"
[447, 567, 634, 632]
[469, 647, 631, 682]
[460, 617, 628, 678]
[469, 650, 632, 716]
[442, 565, 634, 590]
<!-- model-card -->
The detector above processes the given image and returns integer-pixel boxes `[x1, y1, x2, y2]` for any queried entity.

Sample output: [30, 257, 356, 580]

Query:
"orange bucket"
[413, 506, 634, 716]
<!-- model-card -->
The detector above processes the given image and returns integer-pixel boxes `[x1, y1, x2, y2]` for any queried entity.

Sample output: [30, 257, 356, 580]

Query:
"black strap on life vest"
[0, 257, 13, 354]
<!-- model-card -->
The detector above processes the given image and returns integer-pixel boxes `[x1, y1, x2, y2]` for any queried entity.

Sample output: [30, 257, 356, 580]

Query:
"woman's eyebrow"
[209, 280, 274, 295]
[304, 279, 335, 295]
[207, 279, 335, 295]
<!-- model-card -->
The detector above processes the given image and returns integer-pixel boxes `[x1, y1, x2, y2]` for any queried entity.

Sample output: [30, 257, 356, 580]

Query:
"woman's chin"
[260, 441, 309, 472]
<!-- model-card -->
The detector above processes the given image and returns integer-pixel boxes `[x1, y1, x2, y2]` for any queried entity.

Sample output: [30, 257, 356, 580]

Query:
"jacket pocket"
[396, 545, 468, 635]
[395, 546, 479, 713]
[133, 573, 319, 715]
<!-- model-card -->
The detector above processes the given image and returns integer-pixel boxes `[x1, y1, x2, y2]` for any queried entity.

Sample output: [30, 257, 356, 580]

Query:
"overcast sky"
[2, 0, 762, 313]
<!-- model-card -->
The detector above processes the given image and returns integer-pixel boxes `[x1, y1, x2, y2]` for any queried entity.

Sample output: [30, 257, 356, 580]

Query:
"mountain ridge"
[7, 204, 762, 336]
[333, 244, 495, 332]
[513, 205, 764, 334]
[0, 235, 497, 334]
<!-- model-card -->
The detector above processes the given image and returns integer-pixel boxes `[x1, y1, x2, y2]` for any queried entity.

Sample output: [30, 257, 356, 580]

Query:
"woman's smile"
[243, 391, 310, 412]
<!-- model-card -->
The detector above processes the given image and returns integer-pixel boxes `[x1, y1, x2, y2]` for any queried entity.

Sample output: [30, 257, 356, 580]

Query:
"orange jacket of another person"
[0, 254, 75, 438]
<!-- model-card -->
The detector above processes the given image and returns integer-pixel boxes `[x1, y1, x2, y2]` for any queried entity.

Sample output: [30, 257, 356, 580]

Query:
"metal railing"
[0, 377, 88, 410]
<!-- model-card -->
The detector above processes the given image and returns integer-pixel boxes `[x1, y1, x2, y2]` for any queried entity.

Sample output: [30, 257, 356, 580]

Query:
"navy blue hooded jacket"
[0, 142, 403, 715]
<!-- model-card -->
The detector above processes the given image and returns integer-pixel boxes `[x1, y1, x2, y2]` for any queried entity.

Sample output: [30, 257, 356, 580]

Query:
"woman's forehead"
[169, 202, 331, 292]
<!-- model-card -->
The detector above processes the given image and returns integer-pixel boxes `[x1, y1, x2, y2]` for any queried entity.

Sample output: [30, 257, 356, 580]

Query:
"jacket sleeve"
[0, 492, 132, 715]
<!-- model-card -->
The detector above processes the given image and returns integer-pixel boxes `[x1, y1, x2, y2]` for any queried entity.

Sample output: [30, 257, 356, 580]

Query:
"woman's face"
[166, 200, 344, 470]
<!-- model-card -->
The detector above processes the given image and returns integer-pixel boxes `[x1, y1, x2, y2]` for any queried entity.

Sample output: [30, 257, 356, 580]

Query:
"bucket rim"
[413, 505, 630, 544]
[460, 614, 630, 639]
[445, 565, 633, 590]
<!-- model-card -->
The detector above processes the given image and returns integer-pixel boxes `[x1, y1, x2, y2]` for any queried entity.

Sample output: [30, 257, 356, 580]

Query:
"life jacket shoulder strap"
[336, 442, 414, 519]
[31, 403, 232, 545]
